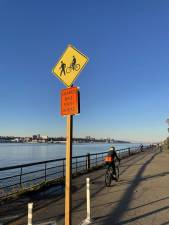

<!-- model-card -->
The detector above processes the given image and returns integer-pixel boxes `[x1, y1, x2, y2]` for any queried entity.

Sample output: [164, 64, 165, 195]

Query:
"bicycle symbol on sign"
[59, 56, 80, 76]
[66, 56, 80, 73]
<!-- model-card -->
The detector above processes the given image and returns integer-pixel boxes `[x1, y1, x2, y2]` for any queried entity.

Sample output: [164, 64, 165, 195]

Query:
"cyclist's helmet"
[109, 146, 115, 151]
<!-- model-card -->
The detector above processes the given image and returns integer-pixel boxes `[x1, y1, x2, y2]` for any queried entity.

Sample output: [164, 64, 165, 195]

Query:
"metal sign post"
[52, 44, 88, 225]
[65, 115, 73, 225]
[60, 86, 79, 225]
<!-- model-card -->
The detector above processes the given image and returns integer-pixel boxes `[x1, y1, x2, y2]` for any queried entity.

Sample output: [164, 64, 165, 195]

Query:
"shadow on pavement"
[119, 153, 147, 176]
[31, 153, 149, 224]
[116, 204, 169, 225]
[160, 221, 169, 225]
[26, 153, 149, 224]
[128, 195, 169, 211]
[97, 151, 160, 225]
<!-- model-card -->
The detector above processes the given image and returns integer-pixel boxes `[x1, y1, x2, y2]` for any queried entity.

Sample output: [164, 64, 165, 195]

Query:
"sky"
[0, 0, 169, 142]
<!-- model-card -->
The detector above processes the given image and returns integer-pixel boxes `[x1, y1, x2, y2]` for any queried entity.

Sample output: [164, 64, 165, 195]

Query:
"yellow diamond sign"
[52, 45, 89, 87]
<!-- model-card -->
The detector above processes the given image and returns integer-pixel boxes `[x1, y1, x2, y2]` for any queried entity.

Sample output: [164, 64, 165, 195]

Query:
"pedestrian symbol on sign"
[60, 61, 66, 76]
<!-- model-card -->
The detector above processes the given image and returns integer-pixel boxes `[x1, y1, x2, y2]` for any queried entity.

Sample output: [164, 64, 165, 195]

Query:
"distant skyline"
[0, 1, 169, 142]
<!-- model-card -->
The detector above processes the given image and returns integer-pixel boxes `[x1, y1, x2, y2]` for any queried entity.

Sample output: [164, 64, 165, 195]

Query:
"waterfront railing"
[0, 146, 148, 200]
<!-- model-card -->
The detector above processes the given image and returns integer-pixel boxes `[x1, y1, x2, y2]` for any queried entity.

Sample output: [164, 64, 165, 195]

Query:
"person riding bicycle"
[140, 144, 143, 152]
[71, 56, 76, 70]
[107, 146, 120, 180]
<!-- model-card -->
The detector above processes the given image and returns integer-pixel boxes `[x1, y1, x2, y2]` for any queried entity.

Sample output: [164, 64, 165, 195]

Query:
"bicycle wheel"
[105, 169, 112, 187]
[66, 67, 71, 73]
[75, 64, 80, 71]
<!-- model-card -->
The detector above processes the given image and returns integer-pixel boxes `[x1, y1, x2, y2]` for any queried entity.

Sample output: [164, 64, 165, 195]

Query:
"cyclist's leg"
[112, 162, 116, 176]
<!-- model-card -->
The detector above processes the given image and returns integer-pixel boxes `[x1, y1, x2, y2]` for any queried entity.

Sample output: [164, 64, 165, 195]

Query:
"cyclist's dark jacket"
[107, 150, 120, 162]
[107, 149, 120, 175]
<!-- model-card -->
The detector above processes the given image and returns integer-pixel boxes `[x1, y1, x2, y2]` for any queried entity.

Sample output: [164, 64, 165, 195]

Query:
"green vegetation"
[163, 137, 169, 151]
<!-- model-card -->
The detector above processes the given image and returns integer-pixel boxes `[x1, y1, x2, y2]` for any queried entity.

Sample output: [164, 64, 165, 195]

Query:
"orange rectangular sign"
[60, 86, 80, 116]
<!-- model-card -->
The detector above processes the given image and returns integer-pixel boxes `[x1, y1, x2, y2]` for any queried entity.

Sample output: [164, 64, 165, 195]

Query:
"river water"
[0, 143, 141, 168]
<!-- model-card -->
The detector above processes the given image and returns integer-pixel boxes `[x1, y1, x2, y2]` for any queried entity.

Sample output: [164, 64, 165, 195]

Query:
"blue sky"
[0, 0, 169, 142]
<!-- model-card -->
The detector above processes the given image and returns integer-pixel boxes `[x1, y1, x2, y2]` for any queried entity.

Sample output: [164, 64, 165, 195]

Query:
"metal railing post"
[86, 153, 90, 171]
[118, 151, 121, 159]
[128, 148, 131, 156]
[45, 163, 47, 182]
[63, 160, 65, 178]
[96, 154, 98, 167]
[20, 167, 23, 188]
[76, 158, 78, 174]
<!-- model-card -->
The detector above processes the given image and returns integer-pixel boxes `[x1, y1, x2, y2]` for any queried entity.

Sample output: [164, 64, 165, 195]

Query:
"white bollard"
[28, 203, 33, 225]
[86, 178, 91, 222]
[79, 178, 93, 225]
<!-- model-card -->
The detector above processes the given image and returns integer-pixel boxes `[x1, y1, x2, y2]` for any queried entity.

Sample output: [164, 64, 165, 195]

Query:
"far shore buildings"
[32, 134, 48, 143]
[0, 135, 130, 144]
[0, 135, 49, 143]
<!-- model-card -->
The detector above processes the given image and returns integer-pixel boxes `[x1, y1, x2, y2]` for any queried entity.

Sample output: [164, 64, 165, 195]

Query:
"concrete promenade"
[1, 147, 169, 225]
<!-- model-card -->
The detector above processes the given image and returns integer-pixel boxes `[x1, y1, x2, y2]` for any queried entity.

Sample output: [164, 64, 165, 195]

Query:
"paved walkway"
[1, 148, 169, 225]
